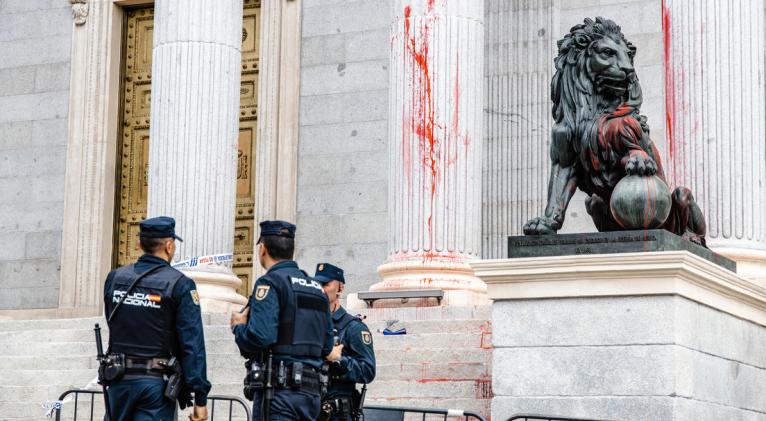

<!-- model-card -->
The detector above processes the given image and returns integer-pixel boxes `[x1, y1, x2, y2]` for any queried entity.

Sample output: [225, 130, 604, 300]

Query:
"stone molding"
[70, 0, 89, 25]
[472, 251, 766, 327]
[58, 0, 124, 316]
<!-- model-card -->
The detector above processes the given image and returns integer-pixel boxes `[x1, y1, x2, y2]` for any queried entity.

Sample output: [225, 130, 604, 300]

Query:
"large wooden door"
[115, 2, 261, 296]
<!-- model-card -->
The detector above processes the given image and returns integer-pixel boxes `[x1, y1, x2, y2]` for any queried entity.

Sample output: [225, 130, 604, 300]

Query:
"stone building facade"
[1, 1, 766, 420]
[0, 0, 764, 318]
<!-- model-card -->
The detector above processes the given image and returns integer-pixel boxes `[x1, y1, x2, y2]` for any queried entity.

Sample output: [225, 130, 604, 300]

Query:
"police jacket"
[233, 260, 334, 370]
[103, 254, 212, 406]
[326, 306, 376, 398]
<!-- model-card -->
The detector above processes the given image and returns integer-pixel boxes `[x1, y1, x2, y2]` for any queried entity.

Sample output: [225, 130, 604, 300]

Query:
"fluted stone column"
[364, 0, 486, 307]
[663, 0, 766, 285]
[147, 0, 246, 311]
[482, 0, 560, 259]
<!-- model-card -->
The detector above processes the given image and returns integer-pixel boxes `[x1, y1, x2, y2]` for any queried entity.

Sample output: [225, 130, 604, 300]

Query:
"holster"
[98, 353, 125, 386]
[243, 359, 266, 401]
[320, 397, 353, 420]
[161, 357, 191, 408]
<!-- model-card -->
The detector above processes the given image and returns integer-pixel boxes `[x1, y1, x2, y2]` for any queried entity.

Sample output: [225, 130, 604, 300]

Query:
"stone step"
[0, 306, 491, 331]
[205, 305, 491, 324]
[374, 362, 490, 382]
[0, 355, 95, 370]
[0, 341, 94, 357]
[0, 317, 103, 332]
[375, 347, 491, 364]
[0, 331, 490, 357]
[365, 319, 491, 334]
[373, 332, 490, 350]
[365, 398, 491, 418]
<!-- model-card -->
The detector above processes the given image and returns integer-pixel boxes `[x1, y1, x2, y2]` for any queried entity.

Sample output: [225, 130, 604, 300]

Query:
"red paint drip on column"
[403, 3, 439, 250]
[662, 0, 675, 163]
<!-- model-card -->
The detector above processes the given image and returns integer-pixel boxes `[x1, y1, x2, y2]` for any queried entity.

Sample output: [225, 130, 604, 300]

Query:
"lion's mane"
[551, 17, 645, 192]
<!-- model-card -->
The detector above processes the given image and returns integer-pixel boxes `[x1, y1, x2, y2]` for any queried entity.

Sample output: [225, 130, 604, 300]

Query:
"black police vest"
[268, 268, 330, 358]
[106, 264, 183, 359]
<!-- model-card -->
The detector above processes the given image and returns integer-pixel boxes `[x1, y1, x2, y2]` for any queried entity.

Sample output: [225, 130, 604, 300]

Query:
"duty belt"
[124, 356, 170, 378]
[245, 359, 322, 394]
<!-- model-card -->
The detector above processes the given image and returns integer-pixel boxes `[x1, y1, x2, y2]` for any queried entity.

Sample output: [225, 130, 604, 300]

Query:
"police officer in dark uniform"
[230, 220, 334, 421]
[315, 263, 376, 421]
[103, 216, 211, 421]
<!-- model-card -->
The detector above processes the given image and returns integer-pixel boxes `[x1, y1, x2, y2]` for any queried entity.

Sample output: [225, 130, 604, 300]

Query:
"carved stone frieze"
[70, 0, 89, 25]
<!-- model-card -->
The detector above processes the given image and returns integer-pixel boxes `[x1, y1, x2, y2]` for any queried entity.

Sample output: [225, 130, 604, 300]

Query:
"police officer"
[230, 220, 334, 420]
[103, 216, 210, 421]
[315, 263, 376, 421]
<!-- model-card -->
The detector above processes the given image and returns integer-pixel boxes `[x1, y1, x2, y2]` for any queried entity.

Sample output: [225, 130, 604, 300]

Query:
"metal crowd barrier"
[363, 404, 486, 421]
[52, 389, 251, 421]
[507, 415, 611, 421]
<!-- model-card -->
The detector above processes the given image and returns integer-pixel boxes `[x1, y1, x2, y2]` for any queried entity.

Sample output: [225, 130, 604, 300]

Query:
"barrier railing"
[363, 404, 486, 421]
[52, 389, 251, 421]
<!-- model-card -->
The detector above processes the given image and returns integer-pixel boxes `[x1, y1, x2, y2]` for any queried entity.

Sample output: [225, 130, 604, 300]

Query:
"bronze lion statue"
[523, 17, 706, 246]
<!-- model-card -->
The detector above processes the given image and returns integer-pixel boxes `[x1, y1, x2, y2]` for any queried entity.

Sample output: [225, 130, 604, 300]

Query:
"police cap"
[314, 262, 345, 284]
[258, 220, 296, 243]
[139, 216, 183, 241]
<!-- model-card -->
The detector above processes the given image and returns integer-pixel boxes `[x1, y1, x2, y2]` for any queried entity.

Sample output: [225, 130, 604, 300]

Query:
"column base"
[181, 269, 248, 313]
[350, 258, 490, 309]
[711, 246, 766, 288]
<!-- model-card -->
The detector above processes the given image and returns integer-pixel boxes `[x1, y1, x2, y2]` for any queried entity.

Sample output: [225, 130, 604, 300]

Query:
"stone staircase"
[0, 306, 491, 420]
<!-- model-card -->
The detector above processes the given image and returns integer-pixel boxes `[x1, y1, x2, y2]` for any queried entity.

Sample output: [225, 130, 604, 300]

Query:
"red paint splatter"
[662, 0, 675, 163]
[401, 2, 468, 261]
[403, 4, 438, 250]
[479, 321, 493, 349]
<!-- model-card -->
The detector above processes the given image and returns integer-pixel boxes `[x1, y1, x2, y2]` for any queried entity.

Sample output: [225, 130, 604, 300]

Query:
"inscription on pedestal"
[509, 229, 736, 272]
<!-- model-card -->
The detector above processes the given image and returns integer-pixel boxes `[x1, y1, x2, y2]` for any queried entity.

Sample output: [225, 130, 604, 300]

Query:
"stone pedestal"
[365, 0, 487, 308]
[663, 0, 766, 286]
[472, 252, 766, 420]
[147, 0, 246, 311]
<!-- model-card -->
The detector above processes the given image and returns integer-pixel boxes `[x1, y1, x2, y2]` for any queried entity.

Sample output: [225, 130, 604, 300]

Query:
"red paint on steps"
[479, 321, 493, 349]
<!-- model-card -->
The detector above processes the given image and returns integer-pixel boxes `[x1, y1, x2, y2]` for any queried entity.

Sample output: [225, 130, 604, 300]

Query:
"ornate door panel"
[116, 2, 260, 296]
[234, 2, 261, 296]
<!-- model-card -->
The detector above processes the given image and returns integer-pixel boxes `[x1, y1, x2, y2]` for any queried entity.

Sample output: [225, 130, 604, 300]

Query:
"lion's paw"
[523, 217, 560, 235]
[625, 153, 658, 176]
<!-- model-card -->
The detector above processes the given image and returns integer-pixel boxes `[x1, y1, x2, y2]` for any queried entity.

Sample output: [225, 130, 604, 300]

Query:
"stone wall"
[492, 296, 766, 420]
[296, 0, 391, 292]
[0, 0, 72, 309]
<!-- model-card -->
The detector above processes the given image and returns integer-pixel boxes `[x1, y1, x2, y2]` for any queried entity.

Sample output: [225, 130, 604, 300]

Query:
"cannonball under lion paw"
[610, 174, 671, 229]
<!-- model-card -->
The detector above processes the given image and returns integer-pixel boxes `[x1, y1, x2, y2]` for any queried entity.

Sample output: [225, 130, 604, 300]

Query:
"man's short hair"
[260, 235, 294, 260]
[139, 236, 170, 254]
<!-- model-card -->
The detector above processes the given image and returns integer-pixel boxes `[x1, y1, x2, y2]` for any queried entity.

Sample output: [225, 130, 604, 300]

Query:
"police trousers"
[251, 389, 320, 421]
[106, 377, 176, 421]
